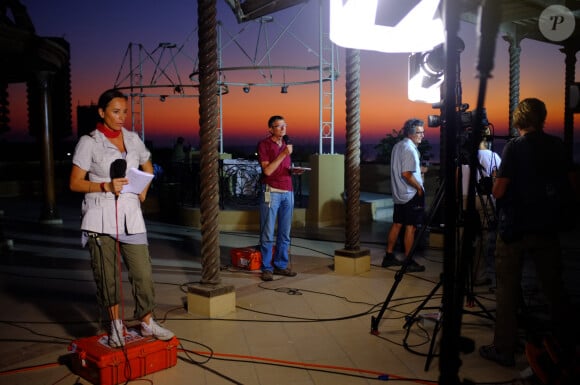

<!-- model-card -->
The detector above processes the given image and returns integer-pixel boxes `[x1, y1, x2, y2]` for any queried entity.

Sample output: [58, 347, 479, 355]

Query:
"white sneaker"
[141, 319, 174, 341]
[108, 319, 126, 348]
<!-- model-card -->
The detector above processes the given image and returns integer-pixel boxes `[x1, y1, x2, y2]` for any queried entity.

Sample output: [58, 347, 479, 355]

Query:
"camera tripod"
[370, 178, 496, 371]
[467, 183, 497, 292]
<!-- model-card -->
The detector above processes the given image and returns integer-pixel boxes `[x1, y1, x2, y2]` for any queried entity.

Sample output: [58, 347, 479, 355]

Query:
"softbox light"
[329, 0, 444, 53]
[408, 44, 444, 103]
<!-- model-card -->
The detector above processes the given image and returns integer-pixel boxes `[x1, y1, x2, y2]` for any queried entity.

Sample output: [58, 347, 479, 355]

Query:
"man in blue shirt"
[381, 118, 426, 273]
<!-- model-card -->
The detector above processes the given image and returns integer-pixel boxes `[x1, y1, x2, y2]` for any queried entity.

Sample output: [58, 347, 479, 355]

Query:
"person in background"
[460, 126, 502, 287]
[479, 98, 576, 368]
[69, 89, 174, 348]
[257, 115, 304, 281]
[381, 118, 426, 273]
[171, 136, 186, 164]
[170, 136, 187, 184]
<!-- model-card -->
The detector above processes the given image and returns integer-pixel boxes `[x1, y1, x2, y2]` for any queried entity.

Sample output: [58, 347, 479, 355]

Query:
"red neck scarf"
[97, 122, 121, 138]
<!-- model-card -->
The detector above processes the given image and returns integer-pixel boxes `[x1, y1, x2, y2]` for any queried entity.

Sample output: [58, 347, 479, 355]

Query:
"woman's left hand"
[111, 177, 129, 196]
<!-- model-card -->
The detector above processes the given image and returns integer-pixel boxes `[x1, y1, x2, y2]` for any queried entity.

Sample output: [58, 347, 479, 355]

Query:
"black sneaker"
[404, 260, 426, 273]
[473, 277, 492, 287]
[273, 267, 297, 277]
[381, 252, 402, 268]
[479, 344, 515, 367]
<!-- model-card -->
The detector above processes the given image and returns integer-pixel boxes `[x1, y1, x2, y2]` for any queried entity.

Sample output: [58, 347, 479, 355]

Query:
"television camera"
[427, 103, 488, 133]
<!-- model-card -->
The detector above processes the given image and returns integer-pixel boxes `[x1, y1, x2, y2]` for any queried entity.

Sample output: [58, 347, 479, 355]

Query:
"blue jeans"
[259, 188, 294, 272]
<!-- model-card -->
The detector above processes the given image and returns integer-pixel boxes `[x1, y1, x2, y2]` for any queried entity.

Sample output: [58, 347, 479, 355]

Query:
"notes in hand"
[120, 167, 154, 194]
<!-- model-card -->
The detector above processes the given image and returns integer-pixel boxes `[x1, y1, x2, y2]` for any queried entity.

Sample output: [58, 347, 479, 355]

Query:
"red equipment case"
[230, 246, 262, 270]
[69, 329, 178, 385]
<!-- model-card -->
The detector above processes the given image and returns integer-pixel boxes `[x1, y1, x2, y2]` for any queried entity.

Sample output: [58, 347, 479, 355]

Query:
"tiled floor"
[0, 196, 578, 385]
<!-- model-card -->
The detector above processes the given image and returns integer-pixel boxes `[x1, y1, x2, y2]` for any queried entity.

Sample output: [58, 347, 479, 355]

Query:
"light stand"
[438, 1, 501, 384]
[370, 18, 496, 376]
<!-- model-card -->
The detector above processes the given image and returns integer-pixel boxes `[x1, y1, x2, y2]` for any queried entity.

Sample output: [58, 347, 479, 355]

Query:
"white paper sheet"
[120, 167, 154, 194]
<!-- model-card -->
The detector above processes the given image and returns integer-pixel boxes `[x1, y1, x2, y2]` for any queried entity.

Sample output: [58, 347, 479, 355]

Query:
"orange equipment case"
[69, 329, 178, 385]
[230, 246, 262, 270]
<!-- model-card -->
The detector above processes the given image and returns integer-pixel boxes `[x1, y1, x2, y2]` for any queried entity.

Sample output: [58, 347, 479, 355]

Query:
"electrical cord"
[1, 320, 73, 343]
[0, 305, 515, 385]
[177, 338, 439, 384]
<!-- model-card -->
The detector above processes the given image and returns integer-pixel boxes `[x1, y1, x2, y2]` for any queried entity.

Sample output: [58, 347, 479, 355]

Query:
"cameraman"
[479, 98, 575, 368]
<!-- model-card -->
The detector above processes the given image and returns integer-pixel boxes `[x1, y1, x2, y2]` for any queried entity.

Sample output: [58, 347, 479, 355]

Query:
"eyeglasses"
[415, 130, 425, 135]
[271, 124, 287, 129]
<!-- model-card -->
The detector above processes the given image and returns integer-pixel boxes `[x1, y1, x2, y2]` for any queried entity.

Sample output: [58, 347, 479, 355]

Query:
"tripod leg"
[424, 317, 443, 371]
[371, 181, 446, 334]
[403, 277, 442, 329]
[371, 268, 406, 334]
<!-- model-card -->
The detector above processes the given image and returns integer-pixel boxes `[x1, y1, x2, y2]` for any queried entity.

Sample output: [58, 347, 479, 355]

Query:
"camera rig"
[427, 103, 488, 133]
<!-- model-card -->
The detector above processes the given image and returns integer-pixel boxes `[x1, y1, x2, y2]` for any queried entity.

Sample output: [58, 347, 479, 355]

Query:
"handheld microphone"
[282, 135, 291, 144]
[109, 159, 127, 199]
[110, 159, 127, 179]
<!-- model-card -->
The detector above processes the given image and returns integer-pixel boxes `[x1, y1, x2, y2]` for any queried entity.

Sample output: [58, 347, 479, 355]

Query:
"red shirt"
[257, 136, 293, 191]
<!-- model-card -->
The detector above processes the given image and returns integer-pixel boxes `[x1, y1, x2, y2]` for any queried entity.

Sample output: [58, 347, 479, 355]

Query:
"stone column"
[37, 70, 62, 225]
[188, 0, 235, 317]
[502, 33, 522, 137]
[334, 48, 370, 274]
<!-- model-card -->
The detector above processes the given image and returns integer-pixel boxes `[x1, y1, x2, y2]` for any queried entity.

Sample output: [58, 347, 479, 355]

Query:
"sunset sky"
[5, 0, 580, 159]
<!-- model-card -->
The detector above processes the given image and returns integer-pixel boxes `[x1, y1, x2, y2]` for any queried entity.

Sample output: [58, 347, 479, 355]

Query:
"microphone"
[110, 159, 127, 179]
[282, 135, 291, 144]
[109, 159, 127, 199]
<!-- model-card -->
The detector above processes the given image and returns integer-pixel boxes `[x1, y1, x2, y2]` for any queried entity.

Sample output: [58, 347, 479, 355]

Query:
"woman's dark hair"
[97, 89, 128, 113]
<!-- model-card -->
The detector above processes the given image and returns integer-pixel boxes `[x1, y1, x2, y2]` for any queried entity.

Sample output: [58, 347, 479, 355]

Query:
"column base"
[186, 283, 236, 317]
[334, 248, 371, 275]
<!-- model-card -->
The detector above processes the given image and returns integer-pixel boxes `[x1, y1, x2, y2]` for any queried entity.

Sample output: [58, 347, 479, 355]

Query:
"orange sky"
[3, 1, 579, 157]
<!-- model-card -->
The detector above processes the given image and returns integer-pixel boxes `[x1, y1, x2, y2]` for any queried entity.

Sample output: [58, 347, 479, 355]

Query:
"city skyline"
[3, 0, 580, 155]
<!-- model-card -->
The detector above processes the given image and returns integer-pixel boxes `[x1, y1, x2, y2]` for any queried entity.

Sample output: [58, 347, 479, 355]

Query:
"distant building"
[76, 104, 98, 138]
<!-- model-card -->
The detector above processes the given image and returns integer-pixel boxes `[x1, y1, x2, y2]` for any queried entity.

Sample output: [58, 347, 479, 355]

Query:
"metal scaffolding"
[113, 1, 338, 152]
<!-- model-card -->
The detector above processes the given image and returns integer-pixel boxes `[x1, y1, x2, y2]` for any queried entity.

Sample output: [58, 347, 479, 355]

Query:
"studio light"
[159, 95, 167, 102]
[408, 43, 444, 103]
[243, 86, 250, 93]
[329, 0, 444, 53]
[281, 85, 288, 94]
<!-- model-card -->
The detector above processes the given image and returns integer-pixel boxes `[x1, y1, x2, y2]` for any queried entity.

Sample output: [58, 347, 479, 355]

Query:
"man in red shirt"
[257, 115, 299, 281]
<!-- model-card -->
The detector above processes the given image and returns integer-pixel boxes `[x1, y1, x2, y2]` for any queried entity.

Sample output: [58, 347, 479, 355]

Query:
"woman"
[69, 89, 173, 348]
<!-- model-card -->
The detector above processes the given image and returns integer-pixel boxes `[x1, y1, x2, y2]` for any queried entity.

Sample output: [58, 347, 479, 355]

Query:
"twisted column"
[344, 48, 361, 251]
[197, 0, 221, 284]
[503, 34, 521, 137]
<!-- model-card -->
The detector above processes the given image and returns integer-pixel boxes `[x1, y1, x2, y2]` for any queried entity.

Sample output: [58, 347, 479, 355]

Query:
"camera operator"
[479, 98, 576, 368]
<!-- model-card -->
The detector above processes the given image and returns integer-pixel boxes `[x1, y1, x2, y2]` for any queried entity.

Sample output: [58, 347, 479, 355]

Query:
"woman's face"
[99, 97, 128, 131]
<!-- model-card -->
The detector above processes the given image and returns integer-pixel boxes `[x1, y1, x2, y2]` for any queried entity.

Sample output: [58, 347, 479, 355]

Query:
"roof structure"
[0, 0, 69, 83]
[460, 0, 580, 48]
